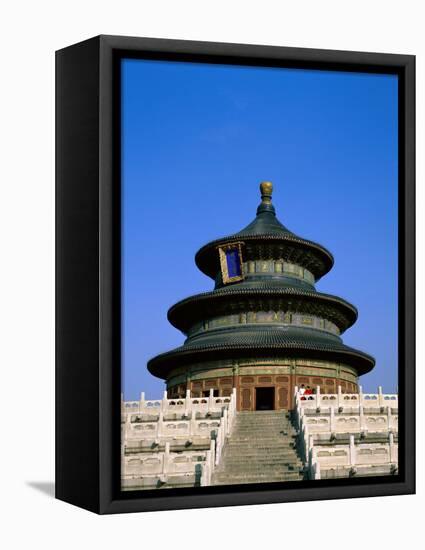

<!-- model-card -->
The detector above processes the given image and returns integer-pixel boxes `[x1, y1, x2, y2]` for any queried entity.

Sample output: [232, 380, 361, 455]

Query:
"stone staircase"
[212, 410, 305, 485]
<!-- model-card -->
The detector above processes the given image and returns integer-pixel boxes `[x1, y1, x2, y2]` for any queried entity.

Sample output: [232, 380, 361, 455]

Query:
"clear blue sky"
[121, 58, 398, 400]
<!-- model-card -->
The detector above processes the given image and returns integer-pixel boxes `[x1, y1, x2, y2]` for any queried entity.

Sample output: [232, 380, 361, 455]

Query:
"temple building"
[147, 182, 375, 411]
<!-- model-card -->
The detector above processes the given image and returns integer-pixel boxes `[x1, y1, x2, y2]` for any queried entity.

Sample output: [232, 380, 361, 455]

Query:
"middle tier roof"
[167, 282, 358, 335]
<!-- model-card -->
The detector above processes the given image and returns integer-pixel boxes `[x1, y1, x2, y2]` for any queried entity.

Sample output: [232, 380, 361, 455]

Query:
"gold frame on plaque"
[217, 242, 245, 284]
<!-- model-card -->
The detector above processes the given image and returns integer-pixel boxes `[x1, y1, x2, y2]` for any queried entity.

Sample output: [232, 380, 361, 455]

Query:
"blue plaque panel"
[225, 248, 242, 278]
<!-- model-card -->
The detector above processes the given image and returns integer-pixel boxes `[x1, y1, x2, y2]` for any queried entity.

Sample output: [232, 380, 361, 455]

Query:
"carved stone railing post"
[223, 408, 229, 436]
[139, 391, 145, 411]
[158, 410, 163, 438]
[161, 390, 168, 411]
[378, 386, 383, 408]
[349, 434, 356, 466]
[308, 446, 320, 480]
[190, 413, 197, 436]
[231, 392, 237, 431]
[185, 389, 191, 417]
[220, 422, 225, 462]
[359, 404, 366, 432]
[221, 409, 226, 438]
[208, 388, 214, 414]
[297, 406, 304, 430]
[163, 441, 170, 476]
[207, 450, 212, 485]
[201, 452, 211, 486]
[215, 423, 223, 466]
[330, 405, 335, 432]
[337, 385, 342, 409]
[308, 447, 313, 478]
[121, 420, 125, 442]
[358, 385, 363, 409]
[210, 438, 216, 469]
[313, 452, 321, 480]
[389, 432, 395, 463]
[200, 462, 207, 486]
[307, 432, 314, 465]
[231, 387, 237, 410]
[293, 402, 299, 430]
[121, 442, 125, 475]
[316, 385, 321, 409]
[301, 423, 309, 463]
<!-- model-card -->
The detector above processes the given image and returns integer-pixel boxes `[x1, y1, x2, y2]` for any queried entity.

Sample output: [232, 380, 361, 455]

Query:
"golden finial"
[260, 181, 273, 204]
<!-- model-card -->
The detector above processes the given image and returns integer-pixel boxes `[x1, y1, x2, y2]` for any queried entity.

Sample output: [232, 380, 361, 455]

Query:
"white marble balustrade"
[293, 386, 399, 480]
[308, 434, 398, 479]
[122, 440, 215, 486]
[121, 388, 236, 488]
[294, 385, 398, 411]
[122, 388, 236, 416]
[297, 407, 398, 436]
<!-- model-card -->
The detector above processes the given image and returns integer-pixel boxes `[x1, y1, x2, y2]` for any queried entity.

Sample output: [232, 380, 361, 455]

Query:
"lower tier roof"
[147, 326, 375, 379]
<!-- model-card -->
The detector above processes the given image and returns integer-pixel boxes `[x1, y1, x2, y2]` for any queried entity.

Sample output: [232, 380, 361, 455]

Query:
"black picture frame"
[56, 34, 415, 514]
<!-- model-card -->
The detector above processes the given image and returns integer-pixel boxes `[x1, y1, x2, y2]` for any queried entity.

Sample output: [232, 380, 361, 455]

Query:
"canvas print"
[120, 60, 398, 491]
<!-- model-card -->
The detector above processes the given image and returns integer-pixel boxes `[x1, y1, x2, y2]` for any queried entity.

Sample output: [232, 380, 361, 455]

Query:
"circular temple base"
[166, 358, 359, 410]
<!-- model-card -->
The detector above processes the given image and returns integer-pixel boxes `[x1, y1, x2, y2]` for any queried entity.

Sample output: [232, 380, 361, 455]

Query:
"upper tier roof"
[195, 182, 334, 281]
